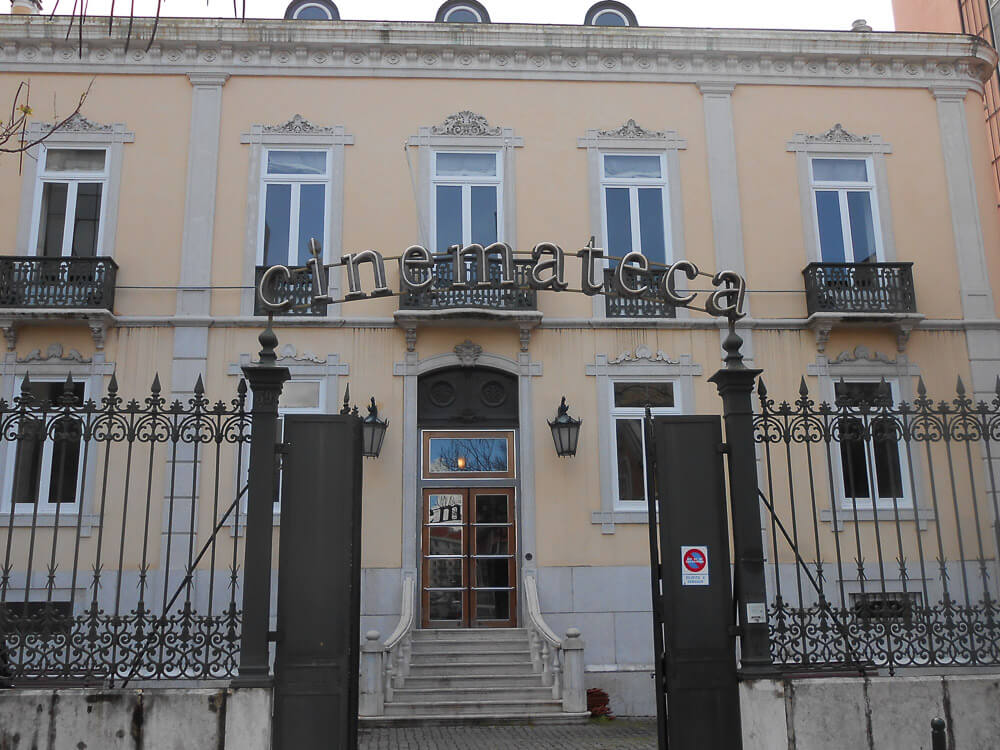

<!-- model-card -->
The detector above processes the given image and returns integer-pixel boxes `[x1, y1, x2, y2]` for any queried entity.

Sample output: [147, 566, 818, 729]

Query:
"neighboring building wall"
[892, 0, 964, 31]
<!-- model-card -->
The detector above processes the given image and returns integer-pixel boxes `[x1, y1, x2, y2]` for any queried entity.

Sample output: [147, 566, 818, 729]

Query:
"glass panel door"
[421, 488, 517, 628]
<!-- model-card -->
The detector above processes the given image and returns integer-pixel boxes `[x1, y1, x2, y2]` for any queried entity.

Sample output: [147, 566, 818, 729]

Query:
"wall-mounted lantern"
[548, 396, 582, 457]
[362, 397, 389, 458]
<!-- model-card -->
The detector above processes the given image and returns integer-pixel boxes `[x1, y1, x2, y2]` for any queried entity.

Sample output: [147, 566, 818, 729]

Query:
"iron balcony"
[254, 265, 326, 316]
[802, 262, 917, 316]
[398, 256, 537, 312]
[0, 256, 118, 311]
[603, 267, 677, 318]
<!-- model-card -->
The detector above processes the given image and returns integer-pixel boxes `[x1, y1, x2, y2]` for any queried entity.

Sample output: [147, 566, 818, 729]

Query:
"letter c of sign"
[258, 265, 293, 312]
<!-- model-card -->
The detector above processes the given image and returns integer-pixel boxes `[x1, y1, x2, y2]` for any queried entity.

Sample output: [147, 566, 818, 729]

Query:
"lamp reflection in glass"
[362, 397, 389, 458]
[548, 396, 582, 457]
[456, 456, 467, 470]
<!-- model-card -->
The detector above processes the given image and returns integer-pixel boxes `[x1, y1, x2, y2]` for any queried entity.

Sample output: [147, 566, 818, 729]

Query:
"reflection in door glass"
[427, 493, 463, 524]
[429, 591, 463, 620]
[475, 559, 509, 588]
[429, 525, 463, 555]
[428, 438, 508, 473]
[475, 591, 509, 620]
[428, 558, 463, 588]
[475, 494, 508, 523]
[475, 527, 509, 555]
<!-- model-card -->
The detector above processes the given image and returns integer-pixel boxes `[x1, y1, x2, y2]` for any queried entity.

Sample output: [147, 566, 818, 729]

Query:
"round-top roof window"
[584, 1, 638, 27]
[284, 0, 340, 20]
[436, 1, 491, 23]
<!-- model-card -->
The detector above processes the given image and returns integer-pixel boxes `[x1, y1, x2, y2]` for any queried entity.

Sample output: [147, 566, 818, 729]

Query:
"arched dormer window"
[284, 0, 340, 20]
[584, 1, 638, 27]
[435, 1, 491, 23]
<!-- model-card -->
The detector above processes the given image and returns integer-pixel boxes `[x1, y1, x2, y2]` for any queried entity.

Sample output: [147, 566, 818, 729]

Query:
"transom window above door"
[432, 151, 501, 252]
[810, 157, 881, 265]
[601, 153, 669, 266]
[259, 148, 330, 267]
[34, 147, 108, 258]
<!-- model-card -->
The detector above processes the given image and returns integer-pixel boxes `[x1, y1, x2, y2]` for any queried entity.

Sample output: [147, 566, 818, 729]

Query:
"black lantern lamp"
[548, 396, 582, 457]
[362, 396, 389, 458]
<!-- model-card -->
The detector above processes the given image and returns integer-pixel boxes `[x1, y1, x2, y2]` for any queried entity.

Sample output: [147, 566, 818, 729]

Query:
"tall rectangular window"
[610, 381, 679, 508]
[811, 157, 880, 265]
[9, 380, 86, 510]
[834, 380, 908, 507]
[601, 154, 669, 266]
[259, 149, 329, 266]
[432, 151, 501, 252]
[34, 148, 108, 258]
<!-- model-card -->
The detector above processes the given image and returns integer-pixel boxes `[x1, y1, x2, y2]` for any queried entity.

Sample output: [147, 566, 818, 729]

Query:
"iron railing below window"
[0, 256, 118, 311]
[254, 265, 326, 316]
[755, 376, 1000, 674]
[0, 374, 250, 684]
[802, 262, 917, 316]
[398, 255, 537, 311]
[603, 267, 677, 318]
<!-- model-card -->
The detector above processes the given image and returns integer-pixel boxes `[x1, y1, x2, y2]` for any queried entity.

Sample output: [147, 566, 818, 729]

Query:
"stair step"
[410, 650, 532, 664]
[407, 662, 536, 676]
[411, 639, 529, 653]
[384, 699, 564, 717]
[411, 628, 527, 641]
[391, 686, 555, 703]
[402, 674, 545, 689]
[360, 712, 591, 728]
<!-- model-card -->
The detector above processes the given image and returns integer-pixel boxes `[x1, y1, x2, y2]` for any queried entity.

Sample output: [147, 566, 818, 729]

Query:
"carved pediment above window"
[431, 111, 502, 136]
[262, 114, 337, 135]
[17, 344, 91, 364]
[597, 119, 666, 139]
[805, 123, 871, 144]
[833, 345, 895, 364]
[39, 113, 116, 134]
[608, 345, 678, 365]
[454, 340, 483, 366]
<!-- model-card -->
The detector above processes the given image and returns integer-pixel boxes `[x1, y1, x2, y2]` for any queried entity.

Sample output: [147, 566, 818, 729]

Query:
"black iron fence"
[802, 262, 916, 316]
[0, 374, 250, 684]
[399, 255, 537, 311]
[0, 256, 118, 311]
[754, 376, 1000, 673]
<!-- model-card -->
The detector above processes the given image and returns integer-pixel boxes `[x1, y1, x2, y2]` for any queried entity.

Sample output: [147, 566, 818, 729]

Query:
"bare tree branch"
[0, 78, 94, 155]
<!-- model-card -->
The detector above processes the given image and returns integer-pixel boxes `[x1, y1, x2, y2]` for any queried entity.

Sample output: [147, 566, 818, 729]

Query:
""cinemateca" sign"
[258, 241, 747, 320]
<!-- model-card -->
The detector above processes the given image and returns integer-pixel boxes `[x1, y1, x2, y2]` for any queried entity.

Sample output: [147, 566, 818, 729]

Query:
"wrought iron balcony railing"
[803, 262, 916, 316]
[0, 256, 118, 311]
[254, 265, 326, 316]
[603, 267, 677, 318]
[399, 256, 537, 312]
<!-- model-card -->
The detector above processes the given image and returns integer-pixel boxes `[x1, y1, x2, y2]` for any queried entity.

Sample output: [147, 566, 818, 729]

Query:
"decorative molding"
[17, 344, 91, 364]
[276, 343, 325, 363]
[39, 112, 113, 134]
[27, 114, 134, 144]
[833, 345, 895, 364]
[806, 122, 870, 144]
[263, 113, 337, 136]
[597, 118, 665, 139]
[431, 111, 501, 136]
[787, 124, 891, 154]
[454, 340, 483, 367]
[608, 345, 679, 365]
[240, 118, 353, 146]
[1, 19, 993, 93]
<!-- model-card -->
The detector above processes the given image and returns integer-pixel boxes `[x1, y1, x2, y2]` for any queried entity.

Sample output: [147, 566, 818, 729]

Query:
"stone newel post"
[359, 631, 385, 716]
[561, 628, 586, 713]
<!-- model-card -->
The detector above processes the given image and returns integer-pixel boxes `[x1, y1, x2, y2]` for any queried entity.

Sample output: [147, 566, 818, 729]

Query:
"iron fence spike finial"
[757, 377, 767, 397]
[799, 376, 809, 396]
[237, 379, 247, 396]
[995, 375, 1000, 396]
[957, 375, 966, 397]
[341, 383, 351, 415]
[194, 374, 205, 395]
[258, 315, 278, 365]
[151, 373, 161, 395]
[108, 371, 118, 395]
[917, 376, 926, 397]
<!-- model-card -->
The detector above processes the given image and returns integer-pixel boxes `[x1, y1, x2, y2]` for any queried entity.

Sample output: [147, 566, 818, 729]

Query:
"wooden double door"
[421, 487, 517, 628]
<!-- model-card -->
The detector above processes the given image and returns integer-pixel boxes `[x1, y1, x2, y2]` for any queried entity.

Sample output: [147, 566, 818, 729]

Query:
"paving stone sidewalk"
[359, 719, 657, 749]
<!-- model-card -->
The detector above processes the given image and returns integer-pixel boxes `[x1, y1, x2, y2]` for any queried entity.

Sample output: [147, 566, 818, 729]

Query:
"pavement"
[358, 719, 658, 749]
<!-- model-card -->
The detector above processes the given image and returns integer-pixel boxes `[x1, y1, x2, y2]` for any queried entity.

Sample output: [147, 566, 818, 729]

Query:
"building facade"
[1, 2, 999, 717]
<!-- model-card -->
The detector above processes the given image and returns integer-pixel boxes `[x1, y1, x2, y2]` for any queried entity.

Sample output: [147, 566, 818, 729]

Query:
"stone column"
[358, 631, 385, 716]
[560, 628, 586, 713]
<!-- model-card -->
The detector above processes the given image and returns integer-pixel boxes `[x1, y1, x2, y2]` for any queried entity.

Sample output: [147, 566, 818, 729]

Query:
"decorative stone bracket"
[0, 312, 111, 352]
[807, 313, 923, 353]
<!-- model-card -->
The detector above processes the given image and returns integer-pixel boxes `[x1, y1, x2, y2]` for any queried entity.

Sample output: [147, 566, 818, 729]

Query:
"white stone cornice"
[0, 17, 994, 92]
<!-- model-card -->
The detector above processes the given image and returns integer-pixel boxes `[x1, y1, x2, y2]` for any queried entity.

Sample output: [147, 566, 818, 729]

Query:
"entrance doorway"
[421, 487, 517, 628]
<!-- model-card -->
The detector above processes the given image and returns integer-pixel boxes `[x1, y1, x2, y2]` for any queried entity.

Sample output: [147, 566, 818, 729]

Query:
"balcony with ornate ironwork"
[254, 265, 327, 317]
[801, 262, 922, 352]
[0, 256, 118, 311]
[603, 267, 676, 319]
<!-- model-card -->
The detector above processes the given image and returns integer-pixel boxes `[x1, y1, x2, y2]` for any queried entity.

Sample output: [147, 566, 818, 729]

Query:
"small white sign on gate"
[681, 546, 709, 586]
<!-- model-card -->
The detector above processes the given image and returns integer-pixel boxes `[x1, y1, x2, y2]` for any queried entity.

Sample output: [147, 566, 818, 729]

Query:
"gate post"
[708, 325, 775, 676]
[235, 323, 290, 685]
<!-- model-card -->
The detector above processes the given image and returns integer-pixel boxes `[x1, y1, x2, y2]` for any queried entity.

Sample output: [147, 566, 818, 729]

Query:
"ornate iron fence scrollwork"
[0, 373, 250, 683]
[754, 375, 1000, 674]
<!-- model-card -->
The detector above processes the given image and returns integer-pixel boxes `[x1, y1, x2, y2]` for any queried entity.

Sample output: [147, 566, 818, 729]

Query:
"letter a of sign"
[529, 242, 568, 291]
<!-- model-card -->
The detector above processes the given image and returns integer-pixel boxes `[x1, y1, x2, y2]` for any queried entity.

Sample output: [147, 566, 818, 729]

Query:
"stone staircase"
[370, 628, 589, 726]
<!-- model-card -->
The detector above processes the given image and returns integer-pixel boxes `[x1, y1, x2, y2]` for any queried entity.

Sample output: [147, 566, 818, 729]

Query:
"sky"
[49, 0, 898, 32]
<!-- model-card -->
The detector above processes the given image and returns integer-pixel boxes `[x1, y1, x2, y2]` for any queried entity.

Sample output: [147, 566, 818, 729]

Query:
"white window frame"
[829, 376, 913, 511]
[599, 151, 672, 268]
[593, 8, 629, 25]
[608, 377, 683, 511]
[290, 1, 336, 19]
[430, 150, 504, 251]
[29, 145, 110, 258]
[256, 147, 332, 268]
[443, 4, 483, 22]
[808, 156, 885, 265]
[1, 376, 89, 515]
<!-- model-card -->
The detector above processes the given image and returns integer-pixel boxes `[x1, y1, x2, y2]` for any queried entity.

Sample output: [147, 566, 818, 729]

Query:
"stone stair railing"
[359, 571, 416, 717]
[523, 571, 586, 714]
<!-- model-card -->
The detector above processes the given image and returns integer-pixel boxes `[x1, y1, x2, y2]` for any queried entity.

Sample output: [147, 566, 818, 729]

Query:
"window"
[436, 1, 490, 23]
[610, 381, 679, 507]
[810, 157, 882, 265]
[284, 0, 339, 20]
[601, 153, 670, 267]
[835, 380, 909, 508]
[432, 151, 501, 252]
[584, 2, 638, 26]
[259, 149, 330, 267]
[6, 379, 86, 512]
[32, 147, 108, 258]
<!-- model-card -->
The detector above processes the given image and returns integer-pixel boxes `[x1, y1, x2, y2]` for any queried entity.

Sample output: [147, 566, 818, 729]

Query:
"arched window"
[435, 1, 491, 23]
[284, 0, 340, 20]
[584, 1, 638, 27]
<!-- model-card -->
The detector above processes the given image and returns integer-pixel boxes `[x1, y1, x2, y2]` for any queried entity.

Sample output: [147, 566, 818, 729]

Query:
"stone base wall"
[0, 688, 272, 750]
